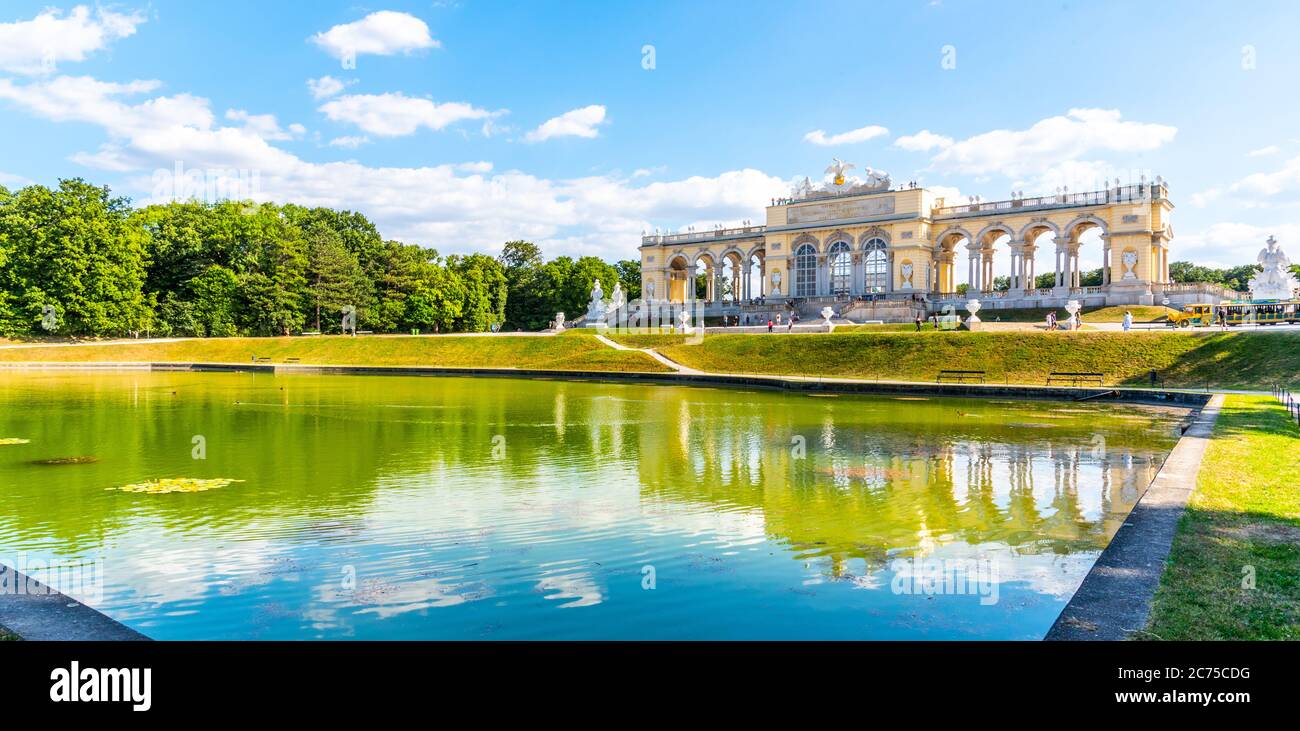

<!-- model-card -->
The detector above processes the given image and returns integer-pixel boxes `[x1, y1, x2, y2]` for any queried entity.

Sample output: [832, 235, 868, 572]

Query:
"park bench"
[936, 370, 987, 383]
[251, 355, 272, 363]
[1047, 372, 1104, 386]
[284, 357, 300, 364]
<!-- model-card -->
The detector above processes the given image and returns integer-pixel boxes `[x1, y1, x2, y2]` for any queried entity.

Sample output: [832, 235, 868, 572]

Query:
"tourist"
[1122, 311, 1133, 331]
[915, 314, 923, 331]
[776, 313, 782, 326]
[787, 316, 795, 332]
[767, 319, 773, 333]
[1218, 308, 1229, 330]
[1046, 312, 1056, 330]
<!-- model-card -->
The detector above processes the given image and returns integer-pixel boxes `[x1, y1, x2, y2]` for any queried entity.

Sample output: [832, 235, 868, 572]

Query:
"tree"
[615, 259, 642, 301]
[446, 253, 507, 331]
[305, 224, 366, 332]
[189, 265, 240, 337]
[500, 240, 544, 330]
[0, 179, 150, 337]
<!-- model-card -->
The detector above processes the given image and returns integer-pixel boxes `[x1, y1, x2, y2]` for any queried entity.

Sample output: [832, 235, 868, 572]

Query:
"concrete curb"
[0, 564, 148, 641]
[1044, 393, 1225, 640]
[0, 361, 1214, 408]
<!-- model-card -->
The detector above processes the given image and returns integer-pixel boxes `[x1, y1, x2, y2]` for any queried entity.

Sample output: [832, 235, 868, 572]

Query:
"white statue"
[554, 312, 566, 331]
[825, 158, 856, 186]
[1249, 236, 1299, 301]
[1121, 250, 1138, 280]
[677, 308, 693, 334]
[584, 279, 607, 326]
[860, 166, 891, 190]
[965, 299, 982, 329]
[900, 262, 914, 289]
[645, 280, 656, 300]
[611, 281, 626, 311]
[1064, 299, 1082, 330]
[820, 306, 835, 325]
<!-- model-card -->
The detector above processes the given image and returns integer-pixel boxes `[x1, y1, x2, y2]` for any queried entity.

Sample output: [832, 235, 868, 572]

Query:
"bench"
[937, 370, 986, 383]
[251, 355, 272, 363]
[284, 357, 300, 364]
[1047, 372, 1104, 386]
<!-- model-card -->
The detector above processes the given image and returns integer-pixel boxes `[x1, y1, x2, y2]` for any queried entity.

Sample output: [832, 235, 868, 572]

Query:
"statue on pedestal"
[1249, 236, 1299, 301]
[583, 279, 608, 328]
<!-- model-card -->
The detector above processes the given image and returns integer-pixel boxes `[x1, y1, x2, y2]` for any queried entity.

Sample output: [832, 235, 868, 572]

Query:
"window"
[829, 241, 851, 294]
[863, 238, 888, 292]
[794, 244, 817, 296]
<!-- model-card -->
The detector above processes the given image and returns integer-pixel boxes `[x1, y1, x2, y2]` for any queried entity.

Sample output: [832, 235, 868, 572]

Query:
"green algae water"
[0, 371, 1185, 639]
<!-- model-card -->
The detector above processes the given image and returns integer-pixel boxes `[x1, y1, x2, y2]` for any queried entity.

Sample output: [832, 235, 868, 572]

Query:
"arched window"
[794, 244, 817, 296]
[828, 241, 851, 294]
[863, 238, 888, 292]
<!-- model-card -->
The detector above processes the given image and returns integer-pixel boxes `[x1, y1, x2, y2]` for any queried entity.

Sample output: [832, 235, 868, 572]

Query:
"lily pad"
[110, 477, 244, 494]
[0, 438, 31, 446]
[31, 456, 99, 465]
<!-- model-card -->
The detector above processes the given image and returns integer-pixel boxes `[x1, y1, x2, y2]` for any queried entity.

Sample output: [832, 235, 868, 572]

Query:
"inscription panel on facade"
[787, 195, 896, 224]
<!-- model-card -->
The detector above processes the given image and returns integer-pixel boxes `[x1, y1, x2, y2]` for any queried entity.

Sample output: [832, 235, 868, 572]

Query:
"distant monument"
[1249, 236, 1299, 301]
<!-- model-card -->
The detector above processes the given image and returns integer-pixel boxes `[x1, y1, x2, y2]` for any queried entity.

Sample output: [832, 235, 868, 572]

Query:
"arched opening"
[747, 249, 765, 301]
[794, 244, 817, 297]
[667, 255, 690, 303]
[694, 254, 715, 302]
[828, 241, 852, 294]
[934, 229, 971, 295]
[863, 237, 888, 292]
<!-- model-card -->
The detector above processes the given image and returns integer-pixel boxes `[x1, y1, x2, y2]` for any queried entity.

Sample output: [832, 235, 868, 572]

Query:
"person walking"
[1122, 310, 1133, 331]
[914, 314, 923, 331]
[767, 319, 774, 333]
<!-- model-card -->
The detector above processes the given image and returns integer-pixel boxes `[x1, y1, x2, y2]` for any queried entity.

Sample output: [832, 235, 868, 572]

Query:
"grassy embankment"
[955, 305, 1181, 323]
[1143, 395, 1300, 639]
[0, 331, 670, 373]
[609, 330, 1300, 390]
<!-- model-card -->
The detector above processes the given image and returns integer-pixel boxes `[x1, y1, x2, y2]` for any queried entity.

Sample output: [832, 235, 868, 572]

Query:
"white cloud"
[0, 171, 34, 188]
[1173, 221, 1300, 268]
[226, 109, 302, 141]
[311, 11, 438, 60]
[524, 105, 606, 142]
[0, 6, 145, 75]
[318, 92, 500, 137]
[1230, 155, 1300, 197]
[1247, 145, 1280, 158]
[0, 74, 782, 259]
[803, 125, 888, 146]
[1191, 155, 1300, 208]
[328, 135, 369, 149]
[307, 76, 353, 100]
[894, 130, 952, 152]
[908, 109, 1176, 180]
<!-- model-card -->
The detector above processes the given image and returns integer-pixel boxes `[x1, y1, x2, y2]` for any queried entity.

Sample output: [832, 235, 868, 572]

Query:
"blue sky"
[2, 1, 1299, 272]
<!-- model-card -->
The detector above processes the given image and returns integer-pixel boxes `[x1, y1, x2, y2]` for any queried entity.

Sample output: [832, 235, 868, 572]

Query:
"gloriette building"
[638, 164, 1232, 321]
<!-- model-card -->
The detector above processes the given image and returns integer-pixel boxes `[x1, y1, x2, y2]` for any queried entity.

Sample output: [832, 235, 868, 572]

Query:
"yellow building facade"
[638, 175, 1209, 319]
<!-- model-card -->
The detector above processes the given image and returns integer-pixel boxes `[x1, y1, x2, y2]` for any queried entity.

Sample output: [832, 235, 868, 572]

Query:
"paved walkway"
[1046, 394, 1226, 640]
[592, 333, 700, 373]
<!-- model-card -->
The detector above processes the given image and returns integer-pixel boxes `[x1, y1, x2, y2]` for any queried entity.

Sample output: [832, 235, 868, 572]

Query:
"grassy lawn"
[956, 305, 1181, 323]
[610, 330, 1300, 389]
[1143, 395, 1300, 639]
[0, 332, 671, 373]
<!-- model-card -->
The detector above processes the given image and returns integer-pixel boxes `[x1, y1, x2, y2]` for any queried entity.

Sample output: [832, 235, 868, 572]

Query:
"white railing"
[932, 183, 1168, 217]
[643, 225, 766, 246]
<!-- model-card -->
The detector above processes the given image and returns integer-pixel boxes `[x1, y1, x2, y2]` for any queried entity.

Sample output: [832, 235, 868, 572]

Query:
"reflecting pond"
[0, 371, 1186, 639]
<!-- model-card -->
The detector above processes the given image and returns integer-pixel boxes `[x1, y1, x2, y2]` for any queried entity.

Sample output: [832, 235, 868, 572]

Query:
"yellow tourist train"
[1167, 300, 1300, 327]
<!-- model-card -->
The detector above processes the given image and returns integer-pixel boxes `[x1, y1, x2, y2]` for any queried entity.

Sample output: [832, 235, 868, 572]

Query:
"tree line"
[0, 179, 640, 338]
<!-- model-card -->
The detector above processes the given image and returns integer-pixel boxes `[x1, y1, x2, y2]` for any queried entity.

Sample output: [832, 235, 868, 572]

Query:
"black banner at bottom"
[0, 641, 1284, 717]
